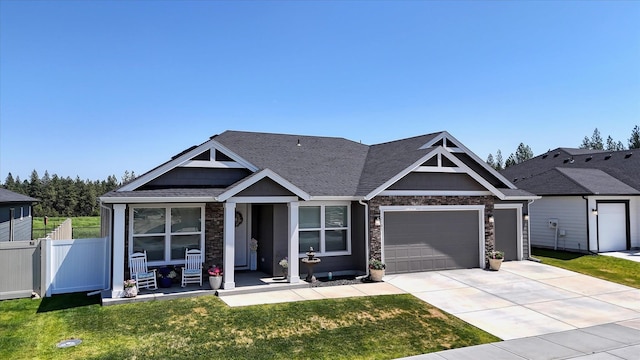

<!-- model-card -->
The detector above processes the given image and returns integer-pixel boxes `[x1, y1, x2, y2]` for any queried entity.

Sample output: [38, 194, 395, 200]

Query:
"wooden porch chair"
[181, 248, 203, 287]
[129, 251, 158, 290]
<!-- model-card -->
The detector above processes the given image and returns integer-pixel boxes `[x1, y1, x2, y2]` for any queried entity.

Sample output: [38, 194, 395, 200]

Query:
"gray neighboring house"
[501, 148, 639, 253]
[0, 188, 38, 242]
[100, 130, 536, 298]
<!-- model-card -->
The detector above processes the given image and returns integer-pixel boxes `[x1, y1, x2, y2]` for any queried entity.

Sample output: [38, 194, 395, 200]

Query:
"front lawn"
[532, 248, 640, 289]
[0, 293, 498, 360]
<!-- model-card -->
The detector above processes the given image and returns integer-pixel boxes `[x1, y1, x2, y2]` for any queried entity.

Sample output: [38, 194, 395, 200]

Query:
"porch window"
[130, 205, 204, 265]
[299, 204, 350, 256]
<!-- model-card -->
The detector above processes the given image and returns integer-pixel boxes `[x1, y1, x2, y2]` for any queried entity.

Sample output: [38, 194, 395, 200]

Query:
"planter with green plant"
[488, 250, 504, 271]
[369, 258, 386, 281]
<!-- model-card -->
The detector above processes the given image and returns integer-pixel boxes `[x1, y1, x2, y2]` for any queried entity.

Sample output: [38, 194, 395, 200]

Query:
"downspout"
[359, 200, 370, 278]
[526, 199, 541, 262]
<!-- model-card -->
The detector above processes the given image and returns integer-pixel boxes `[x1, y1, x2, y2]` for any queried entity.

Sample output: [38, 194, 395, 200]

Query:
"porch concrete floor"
[101, 271, 311, 306]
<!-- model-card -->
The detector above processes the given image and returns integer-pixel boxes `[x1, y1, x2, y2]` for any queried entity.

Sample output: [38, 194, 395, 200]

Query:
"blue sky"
[1, 1, 638, 182]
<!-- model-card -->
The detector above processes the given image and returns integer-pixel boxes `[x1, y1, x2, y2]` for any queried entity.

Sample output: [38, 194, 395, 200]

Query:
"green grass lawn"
[0, 293, 498, 360]
[532, 248, 640, 289]
[32, 216, 100, 239]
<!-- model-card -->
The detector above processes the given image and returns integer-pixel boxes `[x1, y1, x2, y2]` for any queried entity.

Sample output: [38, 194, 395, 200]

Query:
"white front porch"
[109, 197, 302, 298]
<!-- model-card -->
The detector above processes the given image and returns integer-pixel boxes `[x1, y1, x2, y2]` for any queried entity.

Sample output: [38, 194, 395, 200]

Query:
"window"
[130, 205, 204, 265]
[299, 203, 350, 256]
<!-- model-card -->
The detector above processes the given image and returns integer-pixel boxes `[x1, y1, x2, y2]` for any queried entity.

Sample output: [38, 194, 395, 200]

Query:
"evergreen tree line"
[486, 125, 640, 170]
[1, 170, 135, 217]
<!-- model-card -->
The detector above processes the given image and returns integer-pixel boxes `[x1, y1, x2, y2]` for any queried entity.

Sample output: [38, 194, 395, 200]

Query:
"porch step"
[216, 281, 309, 297]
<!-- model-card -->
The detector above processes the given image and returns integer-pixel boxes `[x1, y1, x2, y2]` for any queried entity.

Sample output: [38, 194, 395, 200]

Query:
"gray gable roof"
[355, 133, 440, 196]
[214, 131, 369, 197]
[0, 188, 38, 203]
[502, 148, 640, 195]
[104, 130, 527, 200]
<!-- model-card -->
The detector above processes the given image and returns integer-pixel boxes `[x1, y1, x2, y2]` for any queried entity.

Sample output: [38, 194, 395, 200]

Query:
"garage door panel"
[494, 209, 518, 261]
[383, 210, 480, 274]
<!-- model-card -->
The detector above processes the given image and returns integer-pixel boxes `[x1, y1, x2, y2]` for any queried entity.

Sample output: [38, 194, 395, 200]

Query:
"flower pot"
[123, 286, 138, 298]
[489, 258, 503, 271]
[369, 269, 384, 282]
[209, 276, 223, 290]
[282, 268, 288, 280]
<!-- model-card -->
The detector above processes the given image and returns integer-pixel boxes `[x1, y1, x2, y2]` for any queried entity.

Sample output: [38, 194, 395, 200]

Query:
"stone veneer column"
[204, 203, 224, 268]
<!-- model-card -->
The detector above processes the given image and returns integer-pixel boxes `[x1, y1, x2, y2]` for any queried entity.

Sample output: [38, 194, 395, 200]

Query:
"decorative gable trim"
[420, 132, 516, 189]
[118, 139, 259, 192]
[364, 146, 510, 200]
[217, 168, 311, 202]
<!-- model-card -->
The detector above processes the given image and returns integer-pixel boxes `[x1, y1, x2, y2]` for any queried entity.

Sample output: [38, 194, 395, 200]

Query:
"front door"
[234, 204, 249, 268]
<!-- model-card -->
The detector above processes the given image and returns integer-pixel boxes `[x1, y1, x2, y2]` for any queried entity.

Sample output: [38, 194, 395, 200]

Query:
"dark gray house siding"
[0, 204, 33, 242]
[388, 172, 487, 191]
[142, 167, 251, 189]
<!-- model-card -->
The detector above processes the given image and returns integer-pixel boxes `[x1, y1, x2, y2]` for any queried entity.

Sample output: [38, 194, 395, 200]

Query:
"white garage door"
[598, 203, 627, 252]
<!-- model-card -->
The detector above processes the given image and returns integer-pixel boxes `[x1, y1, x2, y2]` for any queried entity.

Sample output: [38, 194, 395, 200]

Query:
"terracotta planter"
[370, 269, 384, 282]
[489, 258, 503, 271]
[209, 276, 223, 290]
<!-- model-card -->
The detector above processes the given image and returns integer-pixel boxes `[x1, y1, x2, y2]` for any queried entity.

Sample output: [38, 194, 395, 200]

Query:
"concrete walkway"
[219, 261, 640, 359]
[601, 250, 640, 263]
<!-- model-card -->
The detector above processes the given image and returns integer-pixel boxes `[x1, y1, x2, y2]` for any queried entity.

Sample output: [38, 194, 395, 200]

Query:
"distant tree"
[121, 170, 137, 184]
[3, 173, 16, 191]
[515, 143, 534, 163]
[486, 154, 496, 169]
[579, 136, 590, 149]
[590, 128, 604, 150]
[629, 125, 640, 149]
[605, 136, 625, 151]
[495, 150, 504, 171]
[505, 154, 517, 168]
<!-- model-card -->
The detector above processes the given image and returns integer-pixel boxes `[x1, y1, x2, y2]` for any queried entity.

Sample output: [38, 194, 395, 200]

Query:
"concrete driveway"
[385, 261, 640, 340]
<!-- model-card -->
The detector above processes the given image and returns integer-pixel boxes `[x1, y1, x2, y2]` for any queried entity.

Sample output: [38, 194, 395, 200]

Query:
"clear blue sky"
[1, 1, 638, 182]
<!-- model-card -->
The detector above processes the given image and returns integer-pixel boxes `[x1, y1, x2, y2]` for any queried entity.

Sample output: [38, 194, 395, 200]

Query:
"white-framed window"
[129, 204, 205, 265]
[299, 202, 350, 257]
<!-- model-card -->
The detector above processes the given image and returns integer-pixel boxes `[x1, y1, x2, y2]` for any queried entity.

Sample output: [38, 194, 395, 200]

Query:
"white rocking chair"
[181, 248, 203, 287]
[129, 251, 158, 290]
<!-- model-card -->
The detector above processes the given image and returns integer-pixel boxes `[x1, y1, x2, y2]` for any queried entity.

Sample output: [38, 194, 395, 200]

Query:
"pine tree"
[579, 136, 591, 149]
[495, 150, 504, 171]
[505, 154, 517, 168]
[515, 143, 533, 163]
[486, 154, 496, 169]
[590, 128, 604, 150]
[629, 125, 640, 149]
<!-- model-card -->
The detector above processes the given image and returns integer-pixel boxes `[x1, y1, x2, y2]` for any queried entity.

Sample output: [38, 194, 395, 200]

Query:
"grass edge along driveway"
[532, 248, 640, 289]
[0, 293, 498, 360]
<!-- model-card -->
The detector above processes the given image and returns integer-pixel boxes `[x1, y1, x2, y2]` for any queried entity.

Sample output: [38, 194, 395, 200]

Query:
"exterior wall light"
[524, 214, 529, 221]
[374, 217, 381, 227]
[488, 215, 494, 223]
[591, 209, 598, 216]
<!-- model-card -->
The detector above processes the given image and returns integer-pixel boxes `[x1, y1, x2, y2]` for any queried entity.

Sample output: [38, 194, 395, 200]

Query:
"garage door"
[383, 210, 480, 274]
[598, 203, 628, 252]
[494, 208, 518, 261]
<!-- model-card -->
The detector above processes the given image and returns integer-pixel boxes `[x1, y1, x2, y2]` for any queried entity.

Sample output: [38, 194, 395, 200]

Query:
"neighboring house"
[100, 131, 536, 298]
[0, 188, 38, 242]
[501, 148, 639, 253]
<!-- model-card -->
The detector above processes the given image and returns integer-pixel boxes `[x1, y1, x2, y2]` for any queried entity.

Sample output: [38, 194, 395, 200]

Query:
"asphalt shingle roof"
[214, 131, 370, 197]
[502, 148, 640, 195]
[0, 188, 38, 203]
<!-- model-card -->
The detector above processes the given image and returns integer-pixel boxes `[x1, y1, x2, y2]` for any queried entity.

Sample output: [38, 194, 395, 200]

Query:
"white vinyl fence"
[44, 237, 110, 296]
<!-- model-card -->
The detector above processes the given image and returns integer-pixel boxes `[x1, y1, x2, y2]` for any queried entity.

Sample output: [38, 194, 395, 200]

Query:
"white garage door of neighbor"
[598, 203, 627, 252]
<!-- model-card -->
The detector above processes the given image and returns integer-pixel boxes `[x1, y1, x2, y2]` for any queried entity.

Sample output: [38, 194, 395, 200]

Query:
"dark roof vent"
[585, 156, 592, 162]
[605, 154, 612, 160]
[563, 157, 575, 164]
[553, 152, 560, 158]
[625, 153, 632, 159]
[513, 178, 518, 182]
[563, 158, 569, 164]
[542, 154, 548, 159]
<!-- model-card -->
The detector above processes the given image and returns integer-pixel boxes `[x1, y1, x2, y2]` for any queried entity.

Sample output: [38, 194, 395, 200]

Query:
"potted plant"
[488, 250, 504, 271]
[123, 279, 137, 298]
[368, 258, 386, 282]
[279, 257, 288, 279]
[208, 265, 223, 290]
[158, 267, 177, 288]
